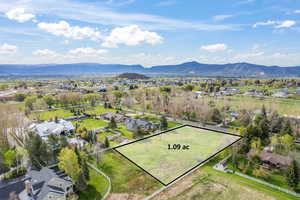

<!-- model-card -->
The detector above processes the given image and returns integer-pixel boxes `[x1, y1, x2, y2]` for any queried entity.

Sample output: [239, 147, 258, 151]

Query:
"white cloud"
[68, 48, 108, 56]
[275, 20, 296, 28]
[0, 0, 237, 31]
[294, 10, 300, 14]
[0, 43, 18, 54]
[213, 15, 234, 22]
[33, 48, 107, 59]
[252, 20, 276, 28]
[5, 8, 35, 23]
[37, 21, 102, 40]
[200, 43, 228, 53]
[253, 20, 296, 28]
[102, 25, 163, 48]
[33, 49, 57, 57]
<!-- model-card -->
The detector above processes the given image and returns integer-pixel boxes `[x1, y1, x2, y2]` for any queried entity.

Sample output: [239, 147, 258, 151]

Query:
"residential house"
[193, 91, 206, 99]
[259, 151, 300, 170]
[124, 118, 160, 132]
[99, 112, 127, 123]
[0, 167, 74, 200]
[272, 91, 290, 98]
[29, 119, 75, 140]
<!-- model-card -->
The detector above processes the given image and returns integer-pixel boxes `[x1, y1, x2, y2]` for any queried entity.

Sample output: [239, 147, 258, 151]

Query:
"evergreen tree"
[257, 119, 270, 144]
[104, 136, 110, 148]
[108, 117, 117, 129]
[25, 133, 50, 168]
[160, 116, 168, 130]
[133, 126, 144, 138]
[286, 160, 299, 190]
[281, 120, 293, 135]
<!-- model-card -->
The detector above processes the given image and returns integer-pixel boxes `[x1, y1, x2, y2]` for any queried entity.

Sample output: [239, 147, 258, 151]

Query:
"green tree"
[24, 96, 37, 111]
[4, 149, 17, 168]
[108, 117, 117, 129]
[43, 95, 55, 108]
[104, 136, 110, 148]
[14, 93, 26, 102]
[281, 120, 293, 135]
[58, 147, 81, 183]
[160, 116, 168, 130]
[207, 108, 222, 124]
[25, 133, 50, 168]
[281, 134, 294, 151]
[286, 160, 299, 191]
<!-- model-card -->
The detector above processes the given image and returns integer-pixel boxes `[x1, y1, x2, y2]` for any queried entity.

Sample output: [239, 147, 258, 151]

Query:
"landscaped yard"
[97, 131, 116, 141]
[74, 118, 108, 130]
[29, 109, 74, 121]
[78, 168, 109, 200]
[115, 124, 134, 139]
[93, 151, 162, 197]
[85, 105, 116, 115]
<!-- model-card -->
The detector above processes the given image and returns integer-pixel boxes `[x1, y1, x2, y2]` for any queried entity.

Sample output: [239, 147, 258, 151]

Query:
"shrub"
[4, 167, 27, 180]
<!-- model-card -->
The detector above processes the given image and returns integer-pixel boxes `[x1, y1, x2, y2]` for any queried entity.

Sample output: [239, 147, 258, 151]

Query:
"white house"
[29, 119, 75, 139]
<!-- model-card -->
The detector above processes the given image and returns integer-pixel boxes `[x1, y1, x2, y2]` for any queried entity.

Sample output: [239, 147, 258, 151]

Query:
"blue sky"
[0, 0, 300, 67]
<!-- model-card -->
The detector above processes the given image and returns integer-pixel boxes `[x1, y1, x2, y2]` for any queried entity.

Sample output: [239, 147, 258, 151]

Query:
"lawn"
[115, 125, 241, 185]
[167, 121, 182, 128]
[78, 168, 109, 200]
[97, 131, 116, 142]
[29, 109, 74, 121]
[115, 124, 134, 139]
[74, 118, 108, 130]
[85, 105, 116, 115]
[93, 151, 162, 196]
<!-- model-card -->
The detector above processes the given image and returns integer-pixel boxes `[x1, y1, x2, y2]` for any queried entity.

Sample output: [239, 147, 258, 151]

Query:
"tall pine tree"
[286, 160, 299, 191]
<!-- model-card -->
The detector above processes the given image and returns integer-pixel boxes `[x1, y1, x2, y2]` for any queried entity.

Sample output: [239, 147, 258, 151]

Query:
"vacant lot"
[155, 165, 298, 200]
[115, 126, 241, 185]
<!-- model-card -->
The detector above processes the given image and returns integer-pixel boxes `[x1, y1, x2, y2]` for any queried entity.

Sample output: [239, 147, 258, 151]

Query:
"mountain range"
[1, 61, 300, 78]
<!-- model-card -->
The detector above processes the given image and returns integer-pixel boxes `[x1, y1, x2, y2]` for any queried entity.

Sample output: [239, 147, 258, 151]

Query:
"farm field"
[115, 126, 241, 185]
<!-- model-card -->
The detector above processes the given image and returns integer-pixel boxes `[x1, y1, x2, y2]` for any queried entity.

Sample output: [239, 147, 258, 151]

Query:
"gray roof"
[27, 167, 73, 200]
[30, 120, 75, 138]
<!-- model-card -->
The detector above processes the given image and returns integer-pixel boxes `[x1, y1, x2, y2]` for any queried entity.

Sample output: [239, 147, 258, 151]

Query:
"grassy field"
[78, 168, 109, 200]
[116, 126, 240, 184]
[156, 162, 299, 200]
[85, 105, 116, 115]
[74, 118, 108, 130]
[93, 151, 162, 197]
[200, 95, 300, 116]
[29, 109, 74, 120]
